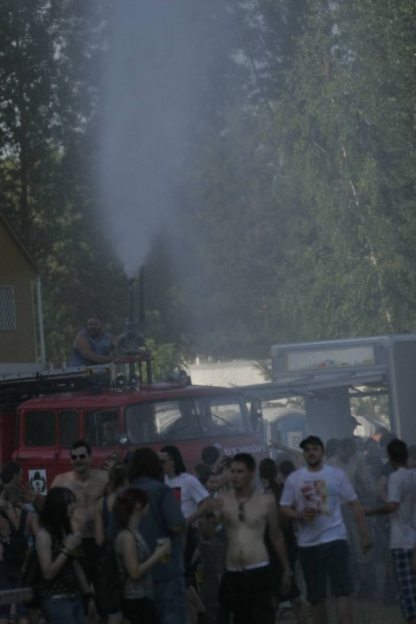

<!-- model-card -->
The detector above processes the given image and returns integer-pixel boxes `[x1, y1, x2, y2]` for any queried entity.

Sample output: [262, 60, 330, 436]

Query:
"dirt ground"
[277, 597, 402, 623]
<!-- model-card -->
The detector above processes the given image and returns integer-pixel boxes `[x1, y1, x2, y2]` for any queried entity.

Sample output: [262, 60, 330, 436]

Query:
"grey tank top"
[117, 529, 153, 600]
[70, 329, 113, 366]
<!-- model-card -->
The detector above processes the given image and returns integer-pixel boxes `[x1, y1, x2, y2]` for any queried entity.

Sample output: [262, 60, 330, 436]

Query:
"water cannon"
[116, 271, 152, 385]
[118, 277, 145, 356]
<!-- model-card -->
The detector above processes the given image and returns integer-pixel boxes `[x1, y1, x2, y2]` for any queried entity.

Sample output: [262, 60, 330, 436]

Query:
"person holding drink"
[280, 436, 372, 624]
[113, 487, 171, 624]
[127, 448, 187, 624]
[36, 487, 92, 624]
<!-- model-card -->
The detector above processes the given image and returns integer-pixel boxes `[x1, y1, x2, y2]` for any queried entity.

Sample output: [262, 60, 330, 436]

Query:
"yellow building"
[0, 213, 45, 369]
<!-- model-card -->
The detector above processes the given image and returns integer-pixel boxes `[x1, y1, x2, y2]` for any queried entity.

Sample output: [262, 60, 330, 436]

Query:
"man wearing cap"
[280, 435, 371, 624]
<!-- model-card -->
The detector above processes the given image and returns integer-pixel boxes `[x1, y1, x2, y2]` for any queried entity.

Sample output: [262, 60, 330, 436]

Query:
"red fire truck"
[0, 357, 266, 495]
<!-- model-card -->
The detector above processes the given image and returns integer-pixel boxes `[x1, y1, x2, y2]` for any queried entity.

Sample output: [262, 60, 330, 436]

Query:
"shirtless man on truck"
[214, 452, 291, 624]
[51, 440, 108, 581]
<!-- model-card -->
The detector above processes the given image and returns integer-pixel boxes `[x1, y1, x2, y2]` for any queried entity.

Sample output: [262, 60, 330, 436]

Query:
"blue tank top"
[69, 329, 113, 366]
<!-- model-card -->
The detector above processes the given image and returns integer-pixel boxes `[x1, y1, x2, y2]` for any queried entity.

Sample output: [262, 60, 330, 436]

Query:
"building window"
[0, 285, 16, 331]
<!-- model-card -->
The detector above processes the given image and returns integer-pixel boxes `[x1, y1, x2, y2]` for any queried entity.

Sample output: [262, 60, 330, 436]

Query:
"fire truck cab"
[0, 365, 266, 494]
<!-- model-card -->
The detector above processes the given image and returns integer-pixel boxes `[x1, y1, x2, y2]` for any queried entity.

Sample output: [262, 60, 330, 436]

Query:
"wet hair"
[339, 437, 356, 454]
[87, 313, 103, 322]
[108, 463, 128, 492]
[160, 445, 186, 475]
[194, 462, 212, 483]
[325, 438, 341, 459]
[299, 435, 324, 450]
[128, 448, 163, 481]
[39, 487, 76, 540]
[259, 457, 280, 500]
[113, 487, 148, 528]
[201, 446, 220, 466]
[0, 462, 22, 485]
[387, 438, 408, 464]
[199, 470, 215, 486]
[259, 458, 277, 481]
[375, 426, 389, 437]
[71, 440, 92, 455]
[278, 459, 296, 478]
[231, 453, 256, 472]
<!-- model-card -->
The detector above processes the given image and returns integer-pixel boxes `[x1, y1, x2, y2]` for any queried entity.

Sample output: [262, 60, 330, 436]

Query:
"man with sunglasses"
[51, 440, 108, 586]
[214, 452, 291, 624]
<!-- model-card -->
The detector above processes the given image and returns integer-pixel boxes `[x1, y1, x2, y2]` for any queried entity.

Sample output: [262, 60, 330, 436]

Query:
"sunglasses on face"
[71, 453, 87, 460]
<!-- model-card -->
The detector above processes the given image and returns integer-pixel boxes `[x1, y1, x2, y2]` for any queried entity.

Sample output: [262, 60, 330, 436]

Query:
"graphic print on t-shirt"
[300, 479, 329, 515]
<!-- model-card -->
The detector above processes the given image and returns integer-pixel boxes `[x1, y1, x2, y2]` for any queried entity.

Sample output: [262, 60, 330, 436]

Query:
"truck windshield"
[85, 409, 119, 447]
[125, 395, 249, 444]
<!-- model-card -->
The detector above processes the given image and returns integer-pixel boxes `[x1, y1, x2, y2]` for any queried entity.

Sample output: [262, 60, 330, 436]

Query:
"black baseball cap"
[299, 435, 324, 450]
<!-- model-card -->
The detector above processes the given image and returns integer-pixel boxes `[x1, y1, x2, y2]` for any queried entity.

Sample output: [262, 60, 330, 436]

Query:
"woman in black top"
[36, 488, 91, 624]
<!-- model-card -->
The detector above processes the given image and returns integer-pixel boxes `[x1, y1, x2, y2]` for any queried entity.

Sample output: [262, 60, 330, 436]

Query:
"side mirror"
[117, 433, 128, 446]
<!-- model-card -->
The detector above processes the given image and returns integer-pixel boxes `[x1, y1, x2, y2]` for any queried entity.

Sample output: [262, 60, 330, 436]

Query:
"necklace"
[235, 489, 254, 522]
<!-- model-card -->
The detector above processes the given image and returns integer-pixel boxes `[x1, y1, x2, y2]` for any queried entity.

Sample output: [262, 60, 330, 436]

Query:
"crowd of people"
[0, 428, 414, 624]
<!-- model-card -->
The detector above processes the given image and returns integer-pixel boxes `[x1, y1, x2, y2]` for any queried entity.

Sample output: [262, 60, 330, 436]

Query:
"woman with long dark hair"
[36, 487, 91, 624]
[259, 458, 307, 624]
[94, 462, 127, 624]
[113, 487, 170, 624]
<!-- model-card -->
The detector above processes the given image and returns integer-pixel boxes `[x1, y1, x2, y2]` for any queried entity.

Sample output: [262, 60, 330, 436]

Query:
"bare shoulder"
[115, 529, 134, 551]
[51, 471, 74, 488]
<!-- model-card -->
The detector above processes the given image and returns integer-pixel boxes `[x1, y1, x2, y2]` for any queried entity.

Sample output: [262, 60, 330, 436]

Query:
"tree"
[0, 0, 129, 363]
[269, 0, 416, 339]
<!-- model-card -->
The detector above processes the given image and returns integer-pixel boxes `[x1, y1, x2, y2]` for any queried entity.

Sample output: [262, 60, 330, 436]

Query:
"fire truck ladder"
[0, 366, 111, 406]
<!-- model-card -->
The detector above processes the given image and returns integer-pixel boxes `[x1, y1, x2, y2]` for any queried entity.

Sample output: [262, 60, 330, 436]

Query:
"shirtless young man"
[51, 440, 108, 582]
[215, 452, 291, 624]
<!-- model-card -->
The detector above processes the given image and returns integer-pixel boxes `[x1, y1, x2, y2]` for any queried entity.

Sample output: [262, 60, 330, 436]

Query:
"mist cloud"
[96, 0, 207, 276]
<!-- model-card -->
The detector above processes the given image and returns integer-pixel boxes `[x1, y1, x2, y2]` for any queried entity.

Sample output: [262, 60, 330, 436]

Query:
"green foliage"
[145, 339, 187, 383]
[272, 0, 416, 339]
[0, 0, 415, 366]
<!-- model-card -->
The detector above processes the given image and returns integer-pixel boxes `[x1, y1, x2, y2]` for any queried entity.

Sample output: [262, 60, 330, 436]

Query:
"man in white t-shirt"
[160, 445, 209, 523]
[280, 435, 371, 624]
[365, 438, 416, 624]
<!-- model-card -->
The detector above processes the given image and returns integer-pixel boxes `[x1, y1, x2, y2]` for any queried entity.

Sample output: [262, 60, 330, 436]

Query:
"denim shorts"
[42, 595, 85, 624]
[298, 539, 354, 603]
